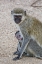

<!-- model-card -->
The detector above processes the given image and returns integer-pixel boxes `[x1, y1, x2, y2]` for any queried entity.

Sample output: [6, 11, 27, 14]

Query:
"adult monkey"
[11, 8, 42, 60]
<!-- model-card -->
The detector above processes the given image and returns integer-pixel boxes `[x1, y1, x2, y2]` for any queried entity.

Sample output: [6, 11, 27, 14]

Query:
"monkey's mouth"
[15, 20, 21, 24]
[18, 37, 23, 40]
[14, 18, 21, 24]
[14, 15, 22, 24]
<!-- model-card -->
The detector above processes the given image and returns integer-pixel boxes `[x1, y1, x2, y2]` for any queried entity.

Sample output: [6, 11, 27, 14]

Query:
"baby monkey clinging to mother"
[11, 8, 42, 60]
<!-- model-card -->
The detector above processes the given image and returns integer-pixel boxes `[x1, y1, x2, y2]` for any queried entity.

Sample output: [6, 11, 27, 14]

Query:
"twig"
[31, 0, 42, 7]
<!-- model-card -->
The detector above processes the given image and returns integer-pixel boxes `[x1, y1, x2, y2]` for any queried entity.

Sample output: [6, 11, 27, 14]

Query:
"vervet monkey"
[11, 8, 42, 60]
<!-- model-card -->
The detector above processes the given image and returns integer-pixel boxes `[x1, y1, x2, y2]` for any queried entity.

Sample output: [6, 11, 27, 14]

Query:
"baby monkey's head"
[15, 31, 23, 42]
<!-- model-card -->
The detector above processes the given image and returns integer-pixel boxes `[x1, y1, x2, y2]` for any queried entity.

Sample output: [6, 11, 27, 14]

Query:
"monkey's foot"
[22, 52, 27, 56]
[35, 55, 42, 59]
[23, 52, 34, 57]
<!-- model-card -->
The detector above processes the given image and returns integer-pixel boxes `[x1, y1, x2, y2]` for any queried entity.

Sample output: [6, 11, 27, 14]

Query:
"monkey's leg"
[28, 39, 42, 59]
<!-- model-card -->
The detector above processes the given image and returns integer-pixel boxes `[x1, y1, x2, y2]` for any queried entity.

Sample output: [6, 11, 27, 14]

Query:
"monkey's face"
[14, 14, 22, 24]
[11, 8, 26, 24]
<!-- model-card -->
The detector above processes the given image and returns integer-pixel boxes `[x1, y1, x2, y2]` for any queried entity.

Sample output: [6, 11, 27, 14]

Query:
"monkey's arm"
[17, 36, 31, 59]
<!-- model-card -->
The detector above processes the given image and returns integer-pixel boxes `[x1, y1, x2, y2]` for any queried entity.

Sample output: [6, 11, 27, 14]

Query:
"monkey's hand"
[13, 48, 20, 55]
[17, 36, 31, 59]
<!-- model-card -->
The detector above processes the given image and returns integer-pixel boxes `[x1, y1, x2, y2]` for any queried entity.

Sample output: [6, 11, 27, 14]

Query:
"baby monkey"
[14, 31, 28, 56]
[14, 31, 24, 55]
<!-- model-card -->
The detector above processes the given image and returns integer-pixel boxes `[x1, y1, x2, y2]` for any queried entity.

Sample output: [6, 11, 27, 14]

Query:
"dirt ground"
[0, 0, 42, 64]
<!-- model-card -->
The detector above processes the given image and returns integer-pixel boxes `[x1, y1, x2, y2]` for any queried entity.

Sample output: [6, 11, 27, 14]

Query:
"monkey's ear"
[24, 11, 26, 16]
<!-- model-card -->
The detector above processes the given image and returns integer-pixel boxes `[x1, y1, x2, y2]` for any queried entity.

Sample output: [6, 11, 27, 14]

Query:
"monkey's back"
[19, 16, 42, 47]
[31, 18, 42, 47]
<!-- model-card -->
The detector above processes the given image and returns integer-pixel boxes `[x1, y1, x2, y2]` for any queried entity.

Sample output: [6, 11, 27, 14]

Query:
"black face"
[14, 15, 22, 24]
